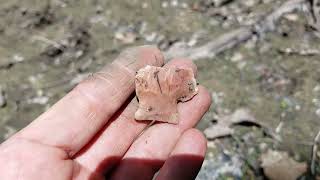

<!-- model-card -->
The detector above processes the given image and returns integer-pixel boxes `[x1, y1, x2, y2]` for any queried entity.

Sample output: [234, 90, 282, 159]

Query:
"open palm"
[0, 46, 211, 180]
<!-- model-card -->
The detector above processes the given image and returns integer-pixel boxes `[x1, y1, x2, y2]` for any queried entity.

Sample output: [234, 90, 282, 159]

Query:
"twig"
[277, 47, 320, 56]
[165, 27, 253, 60]
[164, 0, 308, 61]
[311, 130, 320, 175]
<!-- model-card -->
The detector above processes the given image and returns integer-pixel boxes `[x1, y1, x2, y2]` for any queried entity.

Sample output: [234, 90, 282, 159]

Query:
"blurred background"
[0, 0, 319, 179]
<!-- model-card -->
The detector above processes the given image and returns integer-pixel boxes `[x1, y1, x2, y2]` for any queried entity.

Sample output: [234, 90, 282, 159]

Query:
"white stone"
[171, 0, 178, 7]
[231, 53, 243, 62]
[162, 1, 168, 8]
[142, 2, 148, 8]
[316, 109, 320, 117]
[313, 85, 320, 92]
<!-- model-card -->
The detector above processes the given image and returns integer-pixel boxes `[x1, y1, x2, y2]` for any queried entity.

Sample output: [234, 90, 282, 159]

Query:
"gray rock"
[197, 153, 243, 180]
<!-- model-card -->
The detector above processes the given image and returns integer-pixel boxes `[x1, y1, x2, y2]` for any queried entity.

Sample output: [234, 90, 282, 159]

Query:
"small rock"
[312, 98, 320, 107]
[181, 2, 188, 8]
[313, 85, 320, 92]
[248, 147, 255, 155]
[13, 54, 24, 62]
[207, 141, 216, 148]
[171, 0, 178, 7]
[284, 13, 299, 21]
[197, 154, 243, 180]
[259, 143, 268, 152]
[28, 96, 49, 105]
[230, 53, 243, 62]
[187, 38, 197, 47]
[114, 31, 137, 44]
[142, 2, 148, 9]
[144, 32, 157, 42]
[75, 50, 84, 59]
[161, 1, 169, 8]
[242, 0, 256, 7]
[316, 109, 320, 117]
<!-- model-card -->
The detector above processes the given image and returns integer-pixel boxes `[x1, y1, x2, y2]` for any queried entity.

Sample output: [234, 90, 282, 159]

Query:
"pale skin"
[0, 46, 212, 180]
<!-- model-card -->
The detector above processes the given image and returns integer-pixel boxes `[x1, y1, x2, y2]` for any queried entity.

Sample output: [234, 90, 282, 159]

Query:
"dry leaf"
[135, 65, 198, 124]
[261, 150, 307, 180]
[204, 108, 258, 139]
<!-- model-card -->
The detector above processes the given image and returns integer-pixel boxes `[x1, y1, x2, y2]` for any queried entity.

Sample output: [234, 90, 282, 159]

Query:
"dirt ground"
[0, 0, 319, 179]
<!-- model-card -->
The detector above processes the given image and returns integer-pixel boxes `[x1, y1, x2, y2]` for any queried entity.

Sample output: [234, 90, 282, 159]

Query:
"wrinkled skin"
[0, 46, 211, 180]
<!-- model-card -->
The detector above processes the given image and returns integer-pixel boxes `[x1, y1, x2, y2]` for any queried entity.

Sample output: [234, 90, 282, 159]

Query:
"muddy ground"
[0, 0, 319, 179]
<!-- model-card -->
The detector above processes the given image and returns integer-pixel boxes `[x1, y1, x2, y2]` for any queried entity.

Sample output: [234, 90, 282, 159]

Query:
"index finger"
[14, 45, 164, 157]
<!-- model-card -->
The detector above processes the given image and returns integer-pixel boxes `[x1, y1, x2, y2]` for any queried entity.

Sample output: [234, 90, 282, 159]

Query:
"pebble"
[28, 96, 49, 105]
[142, 2, 148, 9]
[161, 1, 168, 8]
[284, 13, 299, 22]
[242, 0, 256, 7]
[181, 2, 188, 8]
[197, 155, 243, 180]
[114, 32, 137, 44]
[187, 39, 197, 47]
[248, 147, 255, 155]
[230, 53, 243, 62]
[13, 54, 24, 62]
[171, 0, 178, 7]
[75, 50, 84, 59]
[312, 98, 320, 107]
[207, 141, 216, 148]
[145, 32, 157, 42]
[316, 109, 320, 118]
[259, 143, 268, 152]
[313, 85, 320, 92]
[208, 152, 214, 158]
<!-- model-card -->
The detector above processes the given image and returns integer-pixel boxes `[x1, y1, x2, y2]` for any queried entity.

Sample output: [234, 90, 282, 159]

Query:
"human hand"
[0, 46, 211, 180]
